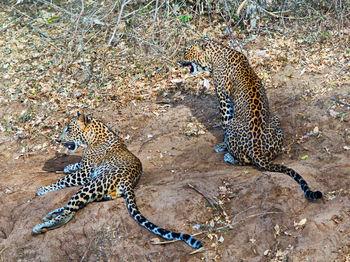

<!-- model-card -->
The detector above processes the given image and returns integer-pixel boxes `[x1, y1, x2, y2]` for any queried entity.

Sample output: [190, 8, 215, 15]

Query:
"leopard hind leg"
[36, 168, 90, 196]
[33, 176, 108, 234]
[215, 139, 228, 153]
[221, 119, 250, 166]
[217, 91, 235, 130]
[263, 115, 284, 159]
[33, 207, 75, 234]
[223, 152, 236, 165]
[214, 127, 231, 153]
[42, 207, 65, 222]
[214, 91, 235, 152]
[97, 187, 123, 202]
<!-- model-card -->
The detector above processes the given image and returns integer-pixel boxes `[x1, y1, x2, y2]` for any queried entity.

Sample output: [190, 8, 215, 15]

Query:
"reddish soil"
[0, 67, 349, 262]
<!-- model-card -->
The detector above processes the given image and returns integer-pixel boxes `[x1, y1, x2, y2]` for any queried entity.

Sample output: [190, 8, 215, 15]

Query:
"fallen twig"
[189, 247, 205, 255]
[188, 183, 215, 209]
[80, 237, 95, 262]
[138, 135, 159, 153]
[29, 23, 59, 41]
[151, 236, 205, 255]
[36, 171, 55, 174]
[150, 211, 281, 250]
[0, 246, 9, 256]
[151, 237, 205, 254]
[331, 97, 350, 108]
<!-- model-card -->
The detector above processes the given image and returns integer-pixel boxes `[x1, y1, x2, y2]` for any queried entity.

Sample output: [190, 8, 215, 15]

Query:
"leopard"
[32, 112, 202, 249]
[181, 39, 322, 200]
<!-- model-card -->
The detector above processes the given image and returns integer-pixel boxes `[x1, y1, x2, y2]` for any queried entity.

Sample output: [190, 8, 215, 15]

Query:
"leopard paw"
[215, 142, 227, 153]
[43, 207, 65, 222]
[224, 153, 236, 165]
[33, 209, 75, 234]
[36, 186, 50, 196]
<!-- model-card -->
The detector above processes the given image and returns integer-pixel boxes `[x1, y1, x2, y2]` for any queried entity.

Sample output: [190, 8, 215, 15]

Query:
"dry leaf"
[294, 218, 307, 229]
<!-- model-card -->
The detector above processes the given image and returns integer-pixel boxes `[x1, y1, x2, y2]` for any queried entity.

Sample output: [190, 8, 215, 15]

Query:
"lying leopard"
[33, 112, 202, 249]
[182, 39, 322, 200]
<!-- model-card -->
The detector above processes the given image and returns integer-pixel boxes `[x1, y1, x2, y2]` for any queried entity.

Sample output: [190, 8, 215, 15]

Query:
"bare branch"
[153, 0, 159, 24]
[108, 0, 132, 46]
[188, 183, 215, 209]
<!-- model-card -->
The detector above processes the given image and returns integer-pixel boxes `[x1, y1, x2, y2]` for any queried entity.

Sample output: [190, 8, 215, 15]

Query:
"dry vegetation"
[1, 0, 349, 152]
[0, 0, 349, 261]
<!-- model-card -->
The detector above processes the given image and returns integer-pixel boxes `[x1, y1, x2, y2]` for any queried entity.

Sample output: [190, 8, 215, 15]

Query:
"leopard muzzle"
[182, 61, 198, 75]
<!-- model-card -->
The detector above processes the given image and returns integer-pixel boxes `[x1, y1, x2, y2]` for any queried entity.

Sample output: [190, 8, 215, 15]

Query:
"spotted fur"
[182, 39, 322, 200]
[33, 112, 202, 249]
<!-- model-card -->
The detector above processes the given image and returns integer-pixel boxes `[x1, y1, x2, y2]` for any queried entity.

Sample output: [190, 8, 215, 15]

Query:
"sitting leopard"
[33, 112, 202, 249]
[181, 39, 322, 200]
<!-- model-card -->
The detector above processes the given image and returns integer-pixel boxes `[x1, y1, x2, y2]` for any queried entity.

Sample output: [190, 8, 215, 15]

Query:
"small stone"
[192, 224, 200, 230]
[202, 79, 210, 89]
[329, 109, 339, 117]
[274, 224, 280, 236]
[170, 78, 182, 83]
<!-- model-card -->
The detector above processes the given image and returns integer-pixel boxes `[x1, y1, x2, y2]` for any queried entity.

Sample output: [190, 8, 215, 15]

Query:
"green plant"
[178, 14, 192, 23]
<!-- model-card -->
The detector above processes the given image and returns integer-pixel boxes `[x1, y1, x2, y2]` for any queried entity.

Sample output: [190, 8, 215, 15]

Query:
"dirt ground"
[0, 63, 349, 261]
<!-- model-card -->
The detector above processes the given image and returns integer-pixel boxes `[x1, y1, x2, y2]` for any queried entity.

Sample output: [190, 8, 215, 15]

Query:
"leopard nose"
[182, 61, 191, 67]
[177, 59, 185, 66]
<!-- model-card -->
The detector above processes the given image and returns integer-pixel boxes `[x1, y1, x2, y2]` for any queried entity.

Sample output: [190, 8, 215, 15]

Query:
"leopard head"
[56, 112, 91, 152]
[181, 40, 211, 75]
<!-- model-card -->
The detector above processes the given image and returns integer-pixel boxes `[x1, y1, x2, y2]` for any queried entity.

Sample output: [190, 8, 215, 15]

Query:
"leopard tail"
[251, 152, 322, 200]
[123, 188, 203, 249]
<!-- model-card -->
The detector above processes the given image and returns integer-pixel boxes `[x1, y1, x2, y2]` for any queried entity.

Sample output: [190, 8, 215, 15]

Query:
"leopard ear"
[202, 36, 210, 42]
[77, 111, 85, 122]
[84, 114, 91, 124]
[76, 111, 90, 124]
[199, 38, 209, 50]
[76, 111, 91, 129]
